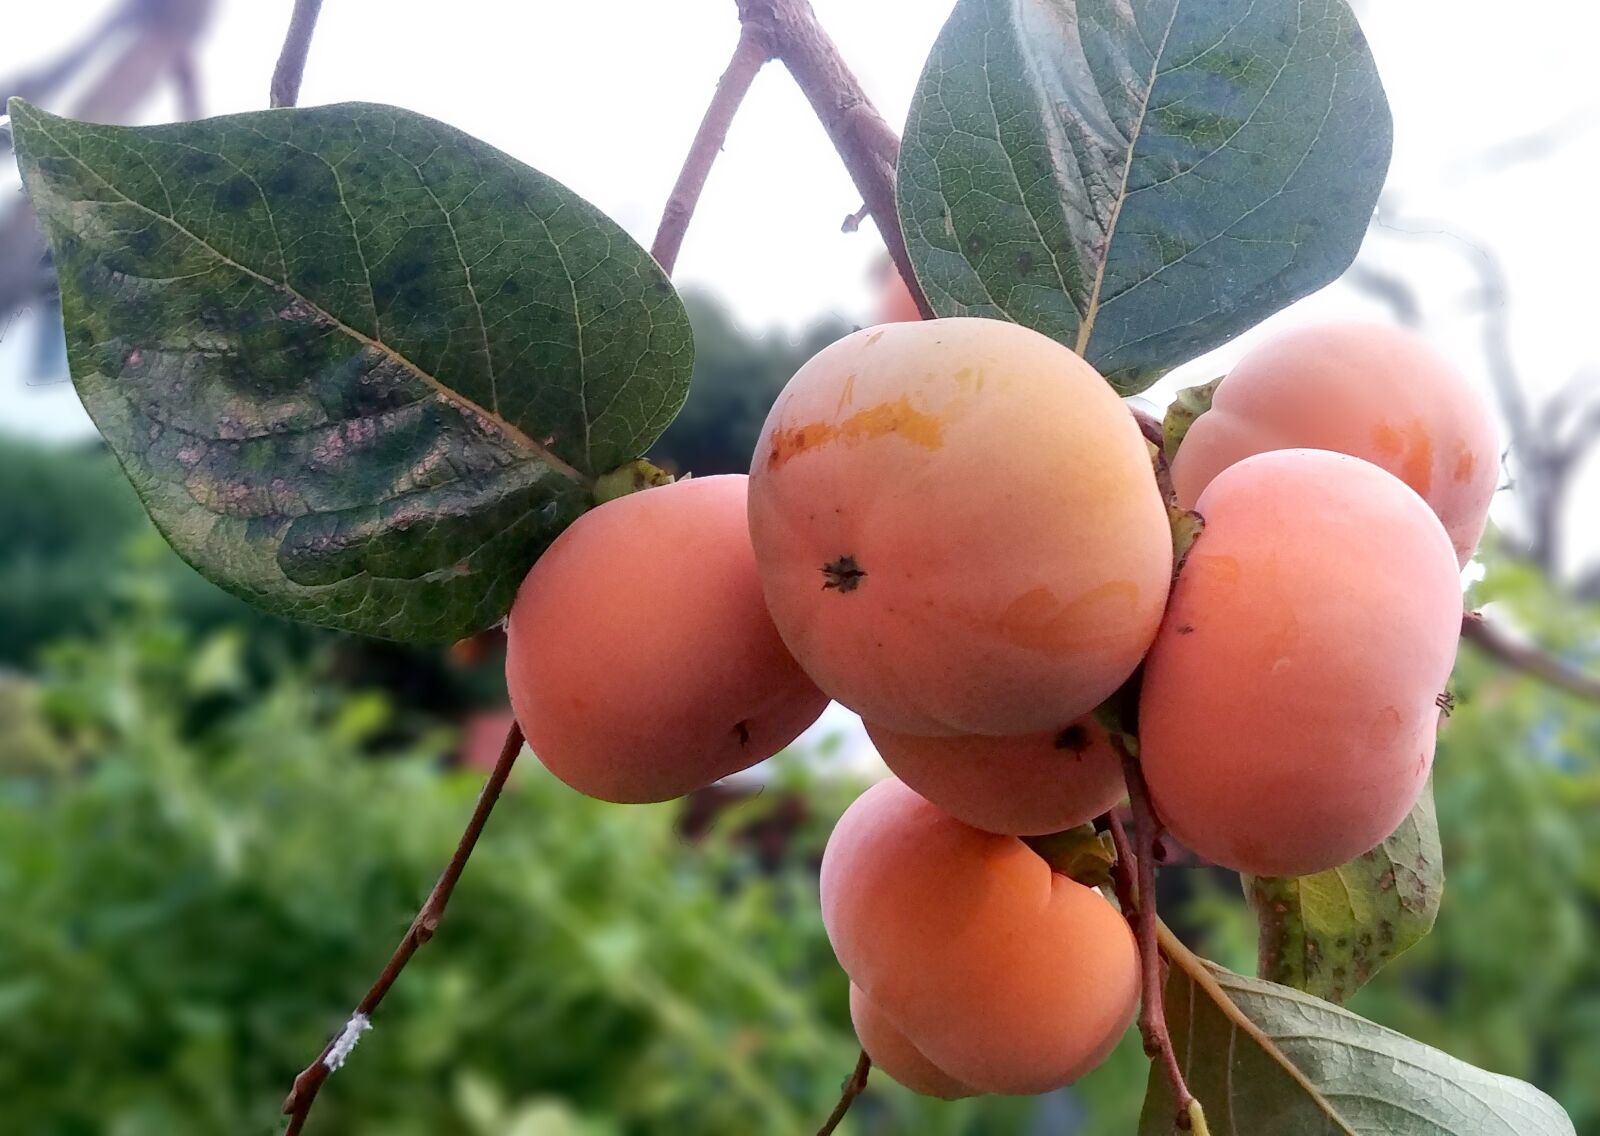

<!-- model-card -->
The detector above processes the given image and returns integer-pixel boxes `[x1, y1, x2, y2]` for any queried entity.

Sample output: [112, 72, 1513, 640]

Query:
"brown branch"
[1114, 737, 1199, 1130]
[270, 0, 325, 109]
[1461, 609, 1600, 701]
[1105, 808, 1139, 919]
[815, 1049, 872, 1136]
[281, 721, 526, 1134]
[651, 25, 772, 274]
[737, 0, 934, 318]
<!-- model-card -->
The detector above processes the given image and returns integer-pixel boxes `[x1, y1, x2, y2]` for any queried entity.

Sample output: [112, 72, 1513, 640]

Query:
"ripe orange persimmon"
[849, 984, 975, 1100]
[821, 778, 1138, 1095]
[504, 475, 828, 804]
[1140, 449, 1463, 877]
[1171, 322, 1498, 565]
[864, 716, 1124, 836]
[748, 317, 1172, 737]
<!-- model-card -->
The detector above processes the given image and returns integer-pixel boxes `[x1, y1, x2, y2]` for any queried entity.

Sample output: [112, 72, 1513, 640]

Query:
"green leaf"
[1140, 926, 1574, 1135]
[1246, 786, 1442, 1003]
[9, 98, 692, 641]
[897, 0, 1391, 394]
[1163, 375, 1223, 463]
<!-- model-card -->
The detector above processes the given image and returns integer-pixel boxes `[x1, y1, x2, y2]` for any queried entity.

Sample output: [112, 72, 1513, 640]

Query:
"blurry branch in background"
[0, 0, 215, 335]
[269, 0, 324, 109]
[1461, 611, 1600, 701]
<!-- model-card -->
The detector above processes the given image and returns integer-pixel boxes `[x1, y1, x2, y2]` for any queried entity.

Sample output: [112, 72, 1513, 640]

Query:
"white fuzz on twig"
[323, 1013, 372, 1071]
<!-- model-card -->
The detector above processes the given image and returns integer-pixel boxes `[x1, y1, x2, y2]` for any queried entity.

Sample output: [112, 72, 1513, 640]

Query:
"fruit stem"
[815, 1049, 871, 1135]
[280, 721, 526, 1134]
[269, 0, 324, 109]
[651, 22, 773, 274]
[1110, 734, 1205, 1132]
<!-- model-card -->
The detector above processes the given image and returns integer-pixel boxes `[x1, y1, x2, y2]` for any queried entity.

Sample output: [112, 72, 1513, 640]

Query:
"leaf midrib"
[16, 102, 589, 488]
[1073, 0, 1182, 356]
[1158, 921, 1360, 1135]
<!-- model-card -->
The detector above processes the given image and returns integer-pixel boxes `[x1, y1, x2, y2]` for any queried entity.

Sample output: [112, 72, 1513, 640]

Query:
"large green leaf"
[1140, 927, 1575, 1135]
[1247, 786, 1442, 1003]
[898, 0, 1391, 393]
[9, 98, 692, 641]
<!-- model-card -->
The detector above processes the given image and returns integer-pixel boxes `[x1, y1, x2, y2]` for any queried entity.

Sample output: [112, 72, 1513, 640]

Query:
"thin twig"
[1461, 609, 1600, 701]
[270, 0, 325, 109]
[280, 722, 526, 1134]
[736, 0, 933, 318]
[1105, 808, 1138, 918]
[651, 25, 772, 274]
[815, 1049, 871, 1136]
[1114, 737, 1199, 1130]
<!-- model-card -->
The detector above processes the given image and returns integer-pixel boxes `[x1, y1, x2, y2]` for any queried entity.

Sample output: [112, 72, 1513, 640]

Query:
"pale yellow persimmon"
[504, 475, 828, 804]
[1171, 322, 1498, 565]
[849, 984, 975, 1100]
[864, 716, 1125, 836]
[748, 317, 1172, 737]
[1140, 449, 1463, 877]
[821, 778, 1138, 1095]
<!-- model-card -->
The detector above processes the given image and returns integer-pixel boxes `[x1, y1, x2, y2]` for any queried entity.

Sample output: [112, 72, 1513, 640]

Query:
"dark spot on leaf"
[964, 233, 987, 258]
[821, 556, 866, 593]
[267, 166, 301, 196]
[221, 176, 252, 209]
[1017, 251, 1034, 276]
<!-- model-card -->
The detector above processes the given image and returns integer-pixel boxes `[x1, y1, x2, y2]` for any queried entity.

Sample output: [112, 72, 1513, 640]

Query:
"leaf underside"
[1247, 785, 1443, 1003]
[9, 98, 692, 641]
[1140, 937, 1575, 1136]
[898, 0, 1392, 393]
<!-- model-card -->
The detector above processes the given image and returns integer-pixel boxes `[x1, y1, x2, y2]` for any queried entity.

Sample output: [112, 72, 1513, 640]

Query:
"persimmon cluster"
[502, 300, 1495, 1098]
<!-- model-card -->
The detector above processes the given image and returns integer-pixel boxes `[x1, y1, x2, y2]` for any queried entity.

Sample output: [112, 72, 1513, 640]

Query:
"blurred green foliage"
[0, 564, 1153, 1134]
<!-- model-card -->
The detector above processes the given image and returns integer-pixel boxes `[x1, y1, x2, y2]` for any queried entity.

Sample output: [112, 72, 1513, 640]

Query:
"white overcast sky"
[4, 0, 1599, 573]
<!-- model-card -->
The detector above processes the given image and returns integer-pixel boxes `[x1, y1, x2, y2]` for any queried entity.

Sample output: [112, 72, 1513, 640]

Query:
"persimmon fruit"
[747, 317, 1172, 737]
[504, 475, 828, 804]
[1140, 449, 1463, 877]
[821, 777, 1138, 1095]
[864, 716, 1124, 836]
[1171, 321, 1498, 565]
[849, 984, 975, 1100]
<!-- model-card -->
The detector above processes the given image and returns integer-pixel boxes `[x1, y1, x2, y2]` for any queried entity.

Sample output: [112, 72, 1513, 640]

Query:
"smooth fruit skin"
[748, 317, 1172, 737]
[1171, 322, 1498, 565]
[504, 475, 828, 804]
[865, 716, 1125, 836]
[849, 984, 975, 1099]
[1140, 450, 1463, 878]
[821, 778, 1138, 1095]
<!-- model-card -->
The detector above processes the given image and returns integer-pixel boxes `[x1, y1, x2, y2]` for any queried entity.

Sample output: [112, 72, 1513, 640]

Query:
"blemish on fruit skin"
[1366, 705, 1403, 748]
[1371, 419, 1434, 495]
[821, 555, 867, 593]
[993, 581, 1139, 653]
[834, 373, 857, 417]
[865, 330, 885, 347]
[1452, 444, 1476, 483]
[766, 396, 947, 469]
